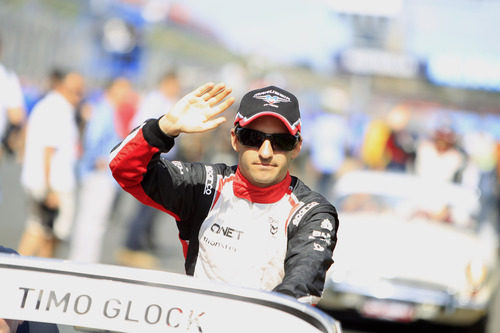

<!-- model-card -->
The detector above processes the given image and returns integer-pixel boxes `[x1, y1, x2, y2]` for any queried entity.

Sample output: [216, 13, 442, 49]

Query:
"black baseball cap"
[234, 86, 301, 135]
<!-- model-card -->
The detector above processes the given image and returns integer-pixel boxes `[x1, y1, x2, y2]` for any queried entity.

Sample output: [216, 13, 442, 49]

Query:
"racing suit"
[110, 119, 339, 303]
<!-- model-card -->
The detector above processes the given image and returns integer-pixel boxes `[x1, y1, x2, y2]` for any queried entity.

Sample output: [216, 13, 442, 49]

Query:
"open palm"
[159, 82, 235, 136]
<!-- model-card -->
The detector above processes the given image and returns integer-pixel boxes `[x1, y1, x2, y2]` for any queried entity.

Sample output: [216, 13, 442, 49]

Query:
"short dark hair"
[159, 70, 178, 83]
[50, 68, 66, 82]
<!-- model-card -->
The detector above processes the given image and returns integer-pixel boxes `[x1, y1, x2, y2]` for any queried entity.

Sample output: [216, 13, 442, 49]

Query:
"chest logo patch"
[210, 223, 244, 240]
[269, 217, 279, 237]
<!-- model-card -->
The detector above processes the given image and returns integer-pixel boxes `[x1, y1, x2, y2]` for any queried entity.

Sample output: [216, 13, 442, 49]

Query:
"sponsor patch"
[309, 230, 331, 245]
[313, 243, 325, 252]
[268, 217, 279, 237]
[203, 165, 215, 195]
[292, 202, 319, 226]
[253, 90, 290, 108]
[320, 218, 333, 231]
[172, 161, 184, 175]
[209, 223, 244, 240]
[202, 236, 237, 252]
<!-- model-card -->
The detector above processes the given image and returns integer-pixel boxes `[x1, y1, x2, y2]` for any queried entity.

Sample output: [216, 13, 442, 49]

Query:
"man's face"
[61, 73, 85, 107]
[109, 78, 133, 106]
[231, 116, 301, 187]
[434, 138, 451, 153]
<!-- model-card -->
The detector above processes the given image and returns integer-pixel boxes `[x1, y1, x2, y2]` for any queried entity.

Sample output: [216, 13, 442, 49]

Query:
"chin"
[253, 175, 281, 187]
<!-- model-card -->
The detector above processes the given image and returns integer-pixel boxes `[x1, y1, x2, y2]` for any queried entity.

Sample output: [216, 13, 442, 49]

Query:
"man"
[69, 77, 133, 263]
[18, 71, 85, 258]
[415, 126, 465, 182]
[131, 70, 181, 126]
[110, 83, 339, 304]
[116, 70, 182, 268]
[0, 34, 26, 159]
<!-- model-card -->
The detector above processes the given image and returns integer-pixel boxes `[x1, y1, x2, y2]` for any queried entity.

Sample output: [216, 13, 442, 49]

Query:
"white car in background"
[318, 170, 499, 332]
[0, 254, 342, 333]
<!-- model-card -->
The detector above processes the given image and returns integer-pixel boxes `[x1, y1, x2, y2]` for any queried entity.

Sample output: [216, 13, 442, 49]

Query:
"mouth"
[255, 162, 274, 168]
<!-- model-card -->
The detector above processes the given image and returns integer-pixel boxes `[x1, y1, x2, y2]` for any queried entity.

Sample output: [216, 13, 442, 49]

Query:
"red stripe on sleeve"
[110, 127, 181, 221]
[178, 234, 189, 259]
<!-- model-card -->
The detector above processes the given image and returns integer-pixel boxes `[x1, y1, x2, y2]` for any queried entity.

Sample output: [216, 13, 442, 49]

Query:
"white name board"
[0, 255, 340, 333]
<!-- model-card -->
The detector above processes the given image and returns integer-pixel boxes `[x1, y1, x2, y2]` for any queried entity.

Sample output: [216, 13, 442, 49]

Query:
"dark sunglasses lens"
[272, 134, 297, 151]
[237, 127, 297, 151]
[237, 128, 264, 148]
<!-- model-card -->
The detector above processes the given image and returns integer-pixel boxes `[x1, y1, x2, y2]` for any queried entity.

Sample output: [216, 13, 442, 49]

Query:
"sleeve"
[38, 105, 64, 148]
[5, 71, 25, 109]
[109, 118, 212, 224]
[273, 204, 339, 304]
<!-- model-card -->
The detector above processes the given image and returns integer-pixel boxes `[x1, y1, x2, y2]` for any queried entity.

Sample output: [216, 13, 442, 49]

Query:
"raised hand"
[158, 82, 235, 137]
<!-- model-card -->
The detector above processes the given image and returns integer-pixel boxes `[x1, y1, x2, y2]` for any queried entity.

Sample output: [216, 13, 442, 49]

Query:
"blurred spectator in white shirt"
[18, 71, 85, 258]
[69, 77, 134, 263]
[415, 126, 465, 183]
[116, 71, 181, 268]
[0, 34, 26, 161]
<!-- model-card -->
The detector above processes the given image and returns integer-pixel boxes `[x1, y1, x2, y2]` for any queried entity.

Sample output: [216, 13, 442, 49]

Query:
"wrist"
[158, 115, 180, 137]
[46, 187, 54, 194]
[143, 119, 177, 152]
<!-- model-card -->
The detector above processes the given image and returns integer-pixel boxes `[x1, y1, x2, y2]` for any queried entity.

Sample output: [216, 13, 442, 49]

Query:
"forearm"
[42, 146, 60, 208]
[274, 210, 338, 302]
[109, 119, 208, 221]
[7, 106, 26, 126]
[109, 120, 174, 190]
[158, 114, 181, 137]
[43, 146, 56, 191]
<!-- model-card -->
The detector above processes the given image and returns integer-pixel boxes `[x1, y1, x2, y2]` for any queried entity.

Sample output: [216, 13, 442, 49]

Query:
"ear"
[290, 140, 302, 159]
[230, 129, 239, 152]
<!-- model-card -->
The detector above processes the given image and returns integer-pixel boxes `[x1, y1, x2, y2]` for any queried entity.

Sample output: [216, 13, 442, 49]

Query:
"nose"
[258, 139, 274, 159]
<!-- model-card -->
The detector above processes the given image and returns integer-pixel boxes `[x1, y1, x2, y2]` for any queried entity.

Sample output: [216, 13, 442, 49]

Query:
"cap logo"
[253, 90, 290, 108]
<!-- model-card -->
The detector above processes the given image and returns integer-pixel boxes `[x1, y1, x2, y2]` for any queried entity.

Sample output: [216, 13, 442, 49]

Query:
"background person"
[68, 77, 134, 263]
[17, 71, 85, 258]
[109, 82, 339, 304]
[307, 87, 350, 196]
[116, 70, 182, 268]
[414, 126, 465, 183]
[0, 34, 26, 162]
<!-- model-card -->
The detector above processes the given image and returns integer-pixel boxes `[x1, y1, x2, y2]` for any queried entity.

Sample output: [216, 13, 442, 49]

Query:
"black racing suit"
[110, 119, 339, 304]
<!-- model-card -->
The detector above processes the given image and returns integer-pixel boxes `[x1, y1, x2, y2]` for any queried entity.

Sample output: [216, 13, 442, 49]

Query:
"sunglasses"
[235, 126, 300, 151]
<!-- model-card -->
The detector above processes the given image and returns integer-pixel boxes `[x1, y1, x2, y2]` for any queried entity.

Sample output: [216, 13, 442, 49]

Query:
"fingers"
[216, 96, 235, 113]
[202, 116, 227, 131]
[206, 96, 235, 120]
[201, 82, 229, 101]
[191, 82, 233, 106]
[207, 86, 232, 107]
[193, 82, 215, 97]
[182, 82, 234, 131]
[186, 116, 227, 134]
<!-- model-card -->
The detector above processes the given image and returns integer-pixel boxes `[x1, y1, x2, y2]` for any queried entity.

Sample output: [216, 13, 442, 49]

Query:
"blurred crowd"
[1, 34, 500, 269]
